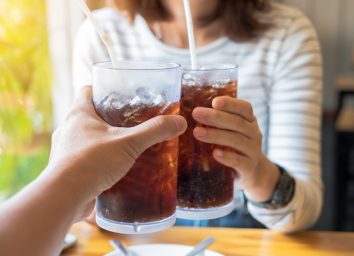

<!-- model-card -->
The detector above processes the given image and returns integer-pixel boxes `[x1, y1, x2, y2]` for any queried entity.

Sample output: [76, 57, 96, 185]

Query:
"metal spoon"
[184, 237, 216, 256]
[110, 239, 132, 256]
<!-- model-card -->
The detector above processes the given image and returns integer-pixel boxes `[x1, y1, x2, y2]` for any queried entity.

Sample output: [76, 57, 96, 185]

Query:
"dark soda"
[177, 81, 237, 209]
[95, 96, 179, 222]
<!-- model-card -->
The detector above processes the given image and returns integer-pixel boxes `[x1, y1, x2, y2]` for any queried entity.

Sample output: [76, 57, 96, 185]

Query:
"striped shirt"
[73, 2, 323, 233]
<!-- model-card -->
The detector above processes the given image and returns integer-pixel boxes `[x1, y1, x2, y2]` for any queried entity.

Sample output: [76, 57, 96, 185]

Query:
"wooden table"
[62, 222, 354, 256]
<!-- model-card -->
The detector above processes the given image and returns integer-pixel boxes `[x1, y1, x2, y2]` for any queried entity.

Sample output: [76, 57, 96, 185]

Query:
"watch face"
[272, 167, 296, 209]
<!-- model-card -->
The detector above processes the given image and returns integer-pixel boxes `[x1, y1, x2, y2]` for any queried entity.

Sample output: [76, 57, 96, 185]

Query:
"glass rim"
[93, 60, 181, 71]
[182, 63, 238, 72]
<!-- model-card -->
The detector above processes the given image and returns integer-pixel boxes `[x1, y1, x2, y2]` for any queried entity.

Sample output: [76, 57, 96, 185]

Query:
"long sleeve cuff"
[247, 177, 323, 233]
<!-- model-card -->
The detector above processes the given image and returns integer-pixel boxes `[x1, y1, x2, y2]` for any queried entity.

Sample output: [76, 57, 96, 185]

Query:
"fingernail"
[174, 117, 185, 132]
[213, 98, 225, 109]
[194, 127, 207, 138]
[193, 109, 206, 119]
[214, 149, 224, 157]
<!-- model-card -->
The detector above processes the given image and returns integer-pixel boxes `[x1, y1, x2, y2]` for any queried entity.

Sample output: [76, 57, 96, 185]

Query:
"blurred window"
[0, 0, 52, 199]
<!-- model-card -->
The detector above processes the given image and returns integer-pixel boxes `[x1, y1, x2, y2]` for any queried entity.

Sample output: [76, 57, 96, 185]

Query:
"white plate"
[106, 243, 224, 256]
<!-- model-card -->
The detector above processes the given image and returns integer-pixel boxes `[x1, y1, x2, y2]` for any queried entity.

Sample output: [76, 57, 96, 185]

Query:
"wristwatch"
[246, 165, 296, 210]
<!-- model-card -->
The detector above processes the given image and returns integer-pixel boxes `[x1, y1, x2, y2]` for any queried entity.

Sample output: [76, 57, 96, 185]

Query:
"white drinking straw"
[183, 0, 198, 69]
[76, 0, 118, 67]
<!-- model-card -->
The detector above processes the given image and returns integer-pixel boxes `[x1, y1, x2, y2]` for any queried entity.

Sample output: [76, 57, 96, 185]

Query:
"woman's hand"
[192, 96, 280, 202]
[46, 86, 187, 218]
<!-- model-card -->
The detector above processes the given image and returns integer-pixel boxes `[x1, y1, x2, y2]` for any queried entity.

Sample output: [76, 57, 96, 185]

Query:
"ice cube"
[182, 73, 202, 87]
[99, 93, 131, 110]
[111, 99, 127, 110]
[129, 96, 142, 106]
[136, 87, 157, 104]
[158, 101, 173, 115]
[212, 79, 231, 88]
[152, 94, 166, 106]
[123, 106, 139, 118]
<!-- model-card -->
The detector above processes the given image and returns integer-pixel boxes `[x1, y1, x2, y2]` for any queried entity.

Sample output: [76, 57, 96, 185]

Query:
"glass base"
[176, 201, 234, 220]
[96, 214, 176, 234]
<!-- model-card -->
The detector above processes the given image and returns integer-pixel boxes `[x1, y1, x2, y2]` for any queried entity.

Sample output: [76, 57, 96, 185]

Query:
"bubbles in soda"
[177, 80, 237, 209]
[95, 95, 179, 222]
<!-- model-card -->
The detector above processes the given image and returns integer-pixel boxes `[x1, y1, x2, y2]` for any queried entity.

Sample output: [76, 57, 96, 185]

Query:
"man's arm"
[0, 166, 89, 256]
[0, 86, 187, 256]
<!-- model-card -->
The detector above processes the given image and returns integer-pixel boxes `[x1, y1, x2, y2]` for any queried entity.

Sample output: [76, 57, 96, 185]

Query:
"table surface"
[62, 222, 354, 256]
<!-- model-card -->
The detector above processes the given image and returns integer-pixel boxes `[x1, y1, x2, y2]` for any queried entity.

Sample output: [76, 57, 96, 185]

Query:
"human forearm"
[0, 165, 89, 256]
[0, 86, 187, 256]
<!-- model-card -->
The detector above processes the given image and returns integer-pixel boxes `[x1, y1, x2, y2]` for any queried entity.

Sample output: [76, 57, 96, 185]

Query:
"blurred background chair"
[335, 45, 354, 231]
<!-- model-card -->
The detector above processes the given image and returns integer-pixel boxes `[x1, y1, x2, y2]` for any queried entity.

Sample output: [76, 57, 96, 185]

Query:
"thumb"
[125, 115, 187, 151]
[73, 86, 93, 109]
[66, 86, 96, 121]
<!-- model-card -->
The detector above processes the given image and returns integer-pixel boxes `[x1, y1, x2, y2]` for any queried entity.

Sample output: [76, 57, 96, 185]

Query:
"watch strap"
[246, 165, 296, 210]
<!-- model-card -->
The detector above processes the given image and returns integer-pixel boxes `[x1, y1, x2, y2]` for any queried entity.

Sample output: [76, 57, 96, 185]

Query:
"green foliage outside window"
[0, 0, 52, 199]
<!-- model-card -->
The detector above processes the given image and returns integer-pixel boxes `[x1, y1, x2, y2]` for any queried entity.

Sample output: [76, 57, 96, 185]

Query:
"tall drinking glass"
[177, 64, 238, 220]
[93, 61, 182, 234]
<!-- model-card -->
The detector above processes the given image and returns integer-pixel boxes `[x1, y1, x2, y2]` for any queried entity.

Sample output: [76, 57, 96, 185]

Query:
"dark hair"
[113, 0, 272, 41]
